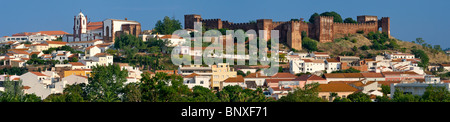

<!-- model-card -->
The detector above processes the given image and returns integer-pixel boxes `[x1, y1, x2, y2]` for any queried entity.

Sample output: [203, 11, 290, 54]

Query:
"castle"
[185, 14, 390, 50]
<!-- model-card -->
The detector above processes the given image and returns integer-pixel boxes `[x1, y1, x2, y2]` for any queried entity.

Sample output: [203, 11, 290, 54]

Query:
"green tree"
[140, 72, 191, 102]
[344, 17, 357, 23]
[190, 86, 220, 102]
[415, 37, 425, 45]
[309, 13, 320, 23]
[0, 79, 41, 102]
[392, 89, 420, 102]
[331, 67, 360, 73]
[346, 92, 371, 102]
[421, 85, 450, 102]
[411, 49, 429, 68]
[85, 64, 128, 102]
[360, 45, 369, 50]
[278, 83, 325, 102]
[302, 37, 318, 51]
[381, 84, 390, 96]
[63, 83, 86, 102]
[153, 16, 182, 35]
[319, 11, 343, 23]
[122, 83, 142, 102]
[217, 85, 271, 102]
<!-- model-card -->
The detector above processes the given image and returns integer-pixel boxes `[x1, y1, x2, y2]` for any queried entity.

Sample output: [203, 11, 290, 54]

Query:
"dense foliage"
[302, 37, 318, 51]
[153, 16, 182, 35]
[42, 45, 83, 54]
[278, 83, 326, 102]
[331, 67, 361, 73]
[344, 17, 357, 23]
[411, 49, 430, 68]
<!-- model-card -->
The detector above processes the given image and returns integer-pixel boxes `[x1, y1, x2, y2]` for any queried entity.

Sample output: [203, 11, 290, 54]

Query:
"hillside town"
[1, 11, 450, 102]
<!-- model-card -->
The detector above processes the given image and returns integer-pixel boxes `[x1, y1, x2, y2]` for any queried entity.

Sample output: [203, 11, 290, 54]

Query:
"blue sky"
[0, 0, 448, 49]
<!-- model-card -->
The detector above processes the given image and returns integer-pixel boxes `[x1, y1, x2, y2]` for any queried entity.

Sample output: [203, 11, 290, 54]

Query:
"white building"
[290, 59, 325, 74]
[325, 58, 341, 73]
[66, 39, 103, 48]
[385, 52, 415, 60]
[390, 76, 449, 98]
[183, 73, 211, 89]
[1, 31, 68, 43]
[20, 72, 55, 99]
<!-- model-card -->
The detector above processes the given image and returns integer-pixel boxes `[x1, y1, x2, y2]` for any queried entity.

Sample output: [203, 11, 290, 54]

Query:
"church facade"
[63, 12, 142, 43]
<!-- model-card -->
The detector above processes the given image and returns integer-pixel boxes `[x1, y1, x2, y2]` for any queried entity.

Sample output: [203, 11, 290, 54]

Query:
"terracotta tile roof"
[293, 74, 326, 81]
[265, 79, 295, 83]
[87, 21, 103, 26]
[270, 86, 292, 91]
[326, 58, 340, 62]
[69, 62, 85, 66]
[361, 73, 384, 78]
[9, 50, 29, 55]
[303, 59, 324, 63]
[45, 41, 67, 45]
[85, 45, 98, 50]
[350, 81, 376, 87]
[75, 75, 88, 79]
[381, 71, 420, 76]
[38, 31, 69, 35]
[271, 73, 296, 79]
[31, 44, 48, 46]
[364, 59, 375, 62]
[30, 72, 48, 76]
[440, 64, 450, 67]
[313, 52, 329, 55]
[318, 84, 359, 92]
[184, 73, 199, 78]
[87, 22, 103, 30]
[22, 86, 31, 90]
[94, 53, 111, 57]
[12, 32, 36, 36]
[223, 75, 244, 82]
[68, 40, 102, 44]
[324, 73, 364, 78]
[441, 80, 450, 83]
[245, 72, 270, 78]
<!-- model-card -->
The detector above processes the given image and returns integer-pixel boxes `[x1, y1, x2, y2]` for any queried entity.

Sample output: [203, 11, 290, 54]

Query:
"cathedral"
[63, 11, 142, 43]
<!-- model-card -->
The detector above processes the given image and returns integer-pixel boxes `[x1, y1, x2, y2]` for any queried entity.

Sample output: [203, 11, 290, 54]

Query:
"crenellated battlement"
[334, 22, 377, 26]
[202, 19, 221, 22]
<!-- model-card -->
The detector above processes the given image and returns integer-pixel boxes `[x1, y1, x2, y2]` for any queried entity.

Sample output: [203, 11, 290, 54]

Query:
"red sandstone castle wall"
[333, 22, 378, 39]
[184, 14, 390, 51]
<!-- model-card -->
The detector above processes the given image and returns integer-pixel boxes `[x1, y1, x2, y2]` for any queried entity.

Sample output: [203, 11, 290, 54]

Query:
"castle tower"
[315, 16, 334, 43]
[184, 14, 202, 29]
[73, 12, 87, 41]
[287, 21, 302, 50]
[256, 19, 273, 41]
[357, 15, 378, 23]
[380, 17, 390, 37]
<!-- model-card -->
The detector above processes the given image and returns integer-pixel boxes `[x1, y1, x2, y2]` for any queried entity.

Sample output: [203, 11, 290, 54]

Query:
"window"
[200, 81, 204, 84]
